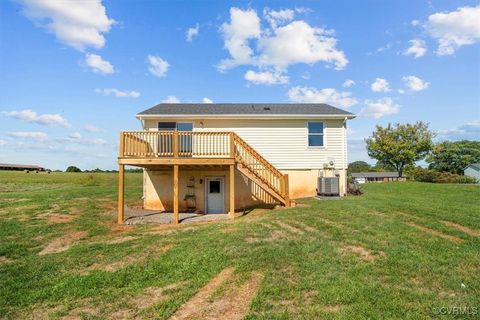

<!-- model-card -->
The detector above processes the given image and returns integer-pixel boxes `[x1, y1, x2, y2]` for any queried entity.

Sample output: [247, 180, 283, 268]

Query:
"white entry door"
[206, 177, 224, 213]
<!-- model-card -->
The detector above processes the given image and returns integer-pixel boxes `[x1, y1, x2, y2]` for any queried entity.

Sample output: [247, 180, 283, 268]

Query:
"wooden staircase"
[232, 133, 290, 207]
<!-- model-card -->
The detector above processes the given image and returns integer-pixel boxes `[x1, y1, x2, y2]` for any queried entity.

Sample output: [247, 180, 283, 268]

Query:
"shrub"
[409, 167, 476, 184]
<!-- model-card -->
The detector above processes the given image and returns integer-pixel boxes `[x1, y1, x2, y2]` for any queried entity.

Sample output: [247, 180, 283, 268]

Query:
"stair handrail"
[232, 133, 286, 198]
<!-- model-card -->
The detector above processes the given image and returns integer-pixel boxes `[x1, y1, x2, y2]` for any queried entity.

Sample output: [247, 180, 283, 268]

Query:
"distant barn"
[0, 163, 45, 172]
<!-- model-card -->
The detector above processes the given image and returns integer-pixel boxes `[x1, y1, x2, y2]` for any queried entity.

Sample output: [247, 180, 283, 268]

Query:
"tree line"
[349, 122, 479, 183]
[64, 166, 142, 173]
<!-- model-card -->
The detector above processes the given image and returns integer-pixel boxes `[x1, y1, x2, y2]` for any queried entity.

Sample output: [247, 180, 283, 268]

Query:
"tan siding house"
[117, 103, 355, 224]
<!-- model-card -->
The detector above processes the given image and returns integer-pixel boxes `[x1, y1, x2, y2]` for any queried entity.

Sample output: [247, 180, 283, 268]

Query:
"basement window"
[308, 122, 324, 147]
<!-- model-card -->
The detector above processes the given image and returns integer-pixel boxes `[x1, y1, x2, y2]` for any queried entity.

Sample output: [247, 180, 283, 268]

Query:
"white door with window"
[205, 177, 224, 213]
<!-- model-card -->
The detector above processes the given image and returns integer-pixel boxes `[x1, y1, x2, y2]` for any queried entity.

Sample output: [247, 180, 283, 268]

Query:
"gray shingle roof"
[351, 172, 400, 178]
[466, 163, 480, 171]
[137, 103, 355, 117]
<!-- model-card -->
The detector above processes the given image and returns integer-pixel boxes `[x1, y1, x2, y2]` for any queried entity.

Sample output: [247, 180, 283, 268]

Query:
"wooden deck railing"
[119, 130, 289, 205]
[120, 131, 232, 158]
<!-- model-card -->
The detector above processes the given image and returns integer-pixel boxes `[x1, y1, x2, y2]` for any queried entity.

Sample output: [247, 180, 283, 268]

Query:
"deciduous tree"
[426, 140, 480, 174]
[365, 122, 433, 177]
[348, 161, 371, 173]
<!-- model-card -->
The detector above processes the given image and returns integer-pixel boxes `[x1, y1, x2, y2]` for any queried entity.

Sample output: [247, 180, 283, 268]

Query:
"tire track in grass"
[440, 220, 480, 237]
[275, 221, 305, 235]
[406, 222, 464, 243]
[170, 267, 263, 320]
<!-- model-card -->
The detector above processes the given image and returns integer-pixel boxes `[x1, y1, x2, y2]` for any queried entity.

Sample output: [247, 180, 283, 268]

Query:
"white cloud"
[219, 8, 261, 70]
[147, 55, 169, 77]
[403, 39, 427, 58]
[162, 96, 180, 103]
[69, 132, 82, 140]
[84, 53, 114, 74]
[411, 20, 420, 26]
[186, 24, 199, 42]
[8, 131, 49, 142]
[218, 7, 347, 78]
[437, 120, 480, 140]
[244, 70, 289, 85]
[2, 109, 70, 128]
[0, 140, 7, 147]
[202, 97, 213, 103]
[424, 5, 480, 55]
[257, 21, 348, 70]
[343, 79, 355, 88]
[56, 134, 107, 146]
[19, 0, 114, 51]
[263, 8, 295, 28]
[367, 41, 397, 56]
[91, 138, 107, 145]
[371, 78, 391, 92]
[95, 88, 140, 98]
[360, 98, 400, 118]
[84, 125, 100, 132]
[287, 86, 358, 109]
[402, 75, 430, 92]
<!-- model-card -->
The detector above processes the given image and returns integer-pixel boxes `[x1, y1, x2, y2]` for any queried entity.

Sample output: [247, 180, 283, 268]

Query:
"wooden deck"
[117, 131, 290, 224]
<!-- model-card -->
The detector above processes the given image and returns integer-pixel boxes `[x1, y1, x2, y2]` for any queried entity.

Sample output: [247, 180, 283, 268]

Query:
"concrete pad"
[122, 207, 229, 225]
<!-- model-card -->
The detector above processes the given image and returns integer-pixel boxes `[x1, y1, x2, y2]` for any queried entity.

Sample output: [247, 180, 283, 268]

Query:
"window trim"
[306, 121, 326, 149]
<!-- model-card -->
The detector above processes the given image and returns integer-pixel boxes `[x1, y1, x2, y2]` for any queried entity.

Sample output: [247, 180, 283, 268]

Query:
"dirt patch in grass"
[246, 229, 291, 243]
[295, 203, 311, 208]
[30, 282, 184, 319]
[293, 221, 318, 233]
[406, 222, 464, 243]
[171, 267, 263, 320]
[104, 235, 138, 244]
[324, 304, 342, 312]
[108, 282, 185, 318]
[81, 244, 173, 273]
[318, 217, 347, 230]
[63, 306, 97, 319]
[37, 204, 82, 224]
[46, 214, 75, 224]
[219, 225, 239, 234]
[276, 221, 305, 235]
[132, 282, 183, 310]
[440, 220, 480, 237]
[339, 245, 385, 262]
[105, 221, 134, 234]
[38, 231, 87, 255]
[2, 198, 31, 203]
[0, 256, 13, 264]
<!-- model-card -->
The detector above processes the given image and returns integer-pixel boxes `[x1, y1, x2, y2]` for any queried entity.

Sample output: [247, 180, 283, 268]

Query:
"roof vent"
[263, 107, 271, 111]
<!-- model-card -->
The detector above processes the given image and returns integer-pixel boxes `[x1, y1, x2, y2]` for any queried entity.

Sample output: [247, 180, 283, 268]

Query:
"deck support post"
[229, 164, 235, 219]
[118, 164, 124, 224]
[173, 164, 179, 224]
[284, 174, 290, 207]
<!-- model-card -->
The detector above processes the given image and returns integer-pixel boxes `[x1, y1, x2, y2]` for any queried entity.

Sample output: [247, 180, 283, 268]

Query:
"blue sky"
[0, 0, 479, 170]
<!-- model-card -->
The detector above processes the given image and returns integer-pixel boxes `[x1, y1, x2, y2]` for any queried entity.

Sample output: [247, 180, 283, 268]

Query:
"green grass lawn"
[0, 171, 479, 319]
